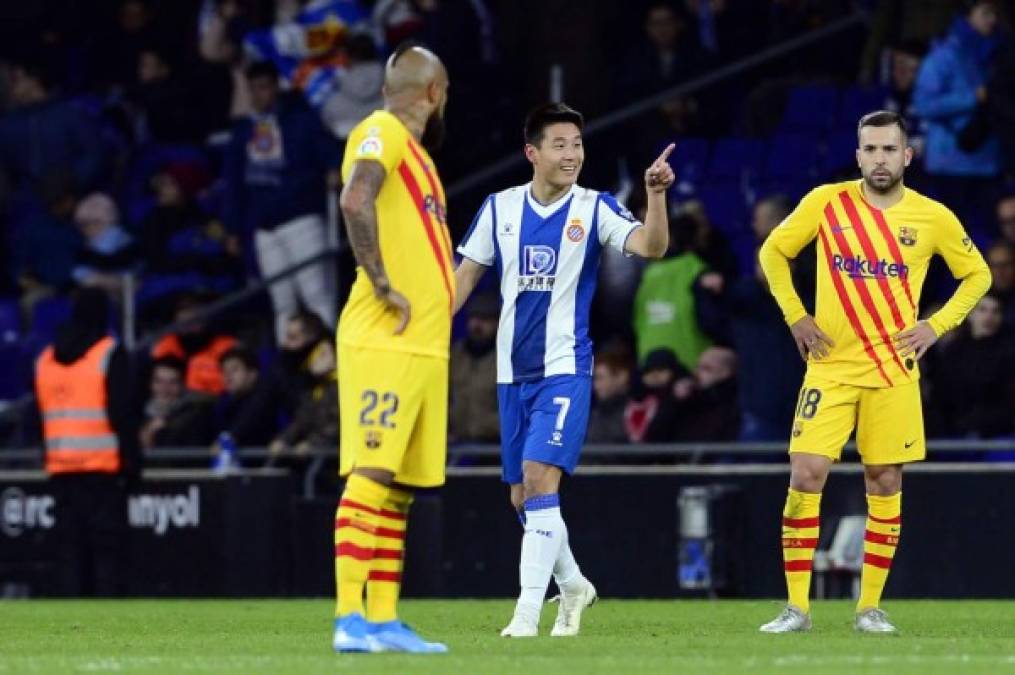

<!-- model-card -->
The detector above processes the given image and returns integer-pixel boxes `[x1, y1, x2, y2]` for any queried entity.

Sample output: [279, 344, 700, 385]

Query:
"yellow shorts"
[338, 345, 448, 487]
[788, 373, 925, 464]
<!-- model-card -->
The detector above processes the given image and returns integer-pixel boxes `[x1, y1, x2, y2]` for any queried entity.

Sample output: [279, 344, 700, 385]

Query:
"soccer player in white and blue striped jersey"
[454, 103, 675, 637]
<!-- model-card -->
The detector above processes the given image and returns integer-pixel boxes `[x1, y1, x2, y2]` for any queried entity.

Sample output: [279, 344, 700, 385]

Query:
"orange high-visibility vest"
[151, 334, 237, 395]
[36, 336, 120, 474]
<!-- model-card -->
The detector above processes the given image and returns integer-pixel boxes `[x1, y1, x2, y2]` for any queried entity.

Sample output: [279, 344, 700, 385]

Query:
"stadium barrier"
[1, 443, 1013, 599]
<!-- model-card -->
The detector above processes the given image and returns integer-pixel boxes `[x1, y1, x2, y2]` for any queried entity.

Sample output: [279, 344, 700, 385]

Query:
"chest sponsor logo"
[423, 194, 447, 224]
[832, 254, 909, 280]
[566, 219, 585, 242]
[518, 245, 557, 292]
[898, 226, 918, 247]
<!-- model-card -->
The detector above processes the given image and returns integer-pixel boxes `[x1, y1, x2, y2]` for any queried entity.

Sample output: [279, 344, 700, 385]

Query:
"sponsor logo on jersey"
[357, 136, 383, 158]
[423, 194, 447, 224]
[831, 254, 909, 280]
[792, 421, 803, 438]
[566, 219, 585, 242]
[898, 226, 918, 246]
[518, 245, 557, 292]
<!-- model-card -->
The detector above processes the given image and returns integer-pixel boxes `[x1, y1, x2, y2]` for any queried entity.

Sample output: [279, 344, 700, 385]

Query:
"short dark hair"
[151, 356, 186, 378]
[857, 110, 908, 141]
[524, 103, 584, 146]
[220, 346, 259, 371]
[245, 60, 279, 82]
[757, 193, 793, 220]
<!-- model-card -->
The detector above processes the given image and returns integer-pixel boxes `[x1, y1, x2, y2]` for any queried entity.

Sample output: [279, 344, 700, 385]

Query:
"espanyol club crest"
[566, 218, 585, 242]
[898, 226, 918, 247]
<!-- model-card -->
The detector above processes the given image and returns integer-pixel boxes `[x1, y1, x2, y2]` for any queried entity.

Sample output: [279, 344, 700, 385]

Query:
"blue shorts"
[497, 374, 592, 484]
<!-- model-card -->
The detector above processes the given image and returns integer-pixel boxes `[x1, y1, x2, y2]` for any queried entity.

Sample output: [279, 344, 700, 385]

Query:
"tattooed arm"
[340, 159, 411, 334]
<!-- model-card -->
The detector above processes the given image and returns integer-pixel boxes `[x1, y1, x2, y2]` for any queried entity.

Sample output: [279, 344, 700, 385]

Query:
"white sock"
[515, 495, 564, 622]
[553, 520, 586, 595]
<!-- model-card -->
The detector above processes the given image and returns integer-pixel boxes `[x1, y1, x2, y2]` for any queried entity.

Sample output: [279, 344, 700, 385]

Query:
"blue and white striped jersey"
[458, 183, 642, 384]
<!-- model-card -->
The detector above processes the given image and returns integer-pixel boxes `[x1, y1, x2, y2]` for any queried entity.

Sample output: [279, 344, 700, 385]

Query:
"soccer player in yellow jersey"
[757, 111, 991, 634]
[331, 43, 452, 654]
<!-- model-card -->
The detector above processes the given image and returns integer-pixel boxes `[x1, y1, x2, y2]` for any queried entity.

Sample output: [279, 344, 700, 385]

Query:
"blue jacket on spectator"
[223, 95, 341, 236]
[0, 98, 106, 197]
[913, 17, 1001, 177]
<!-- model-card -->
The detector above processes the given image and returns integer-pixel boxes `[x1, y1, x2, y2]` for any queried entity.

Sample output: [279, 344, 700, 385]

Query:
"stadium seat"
[820, 130, 860, 178]
[695, 182, 751, 234]
[29, 297, 72, 345]
[669, 138, 710, 186]
[778, 84, 840, 134]
[838, 86, 886, 129]
[704, 138, 764, 182]
[763, 134, 822, 180]
[0, 343, 31, 399]
[0, 299, 19, 344]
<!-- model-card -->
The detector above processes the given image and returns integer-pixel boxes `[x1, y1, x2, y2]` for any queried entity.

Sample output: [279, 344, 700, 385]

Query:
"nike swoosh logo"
[904, 440, 916, 448]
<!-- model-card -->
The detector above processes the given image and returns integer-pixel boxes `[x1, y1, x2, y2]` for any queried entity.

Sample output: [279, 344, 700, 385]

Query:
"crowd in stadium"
[1, 0, 1014, 454]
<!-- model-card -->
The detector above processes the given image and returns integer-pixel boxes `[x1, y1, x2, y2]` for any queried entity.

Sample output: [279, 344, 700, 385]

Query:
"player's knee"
[789, 463, 827, 493]
[864, 465, 902, 496]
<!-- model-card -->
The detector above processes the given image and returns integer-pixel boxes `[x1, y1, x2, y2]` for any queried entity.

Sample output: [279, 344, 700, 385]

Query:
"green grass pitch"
[2, 599, 1014, 674]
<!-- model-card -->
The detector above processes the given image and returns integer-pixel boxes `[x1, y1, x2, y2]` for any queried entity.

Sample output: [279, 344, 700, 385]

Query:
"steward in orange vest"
[34, 289, 138, 596]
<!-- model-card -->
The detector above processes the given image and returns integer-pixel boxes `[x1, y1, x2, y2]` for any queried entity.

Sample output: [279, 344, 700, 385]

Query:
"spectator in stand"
[913, 0, 1002, 237]
[881, 41, 928, 159]
[268, 336, 338, 459]
[196, 0, 254, 119]
[150, 293, 238, 395]
[632, 212, 713, 371]
[213, 346, 278, 448]
[11, 169, 81, 319]
[682, 200, 738, 280]
[931, 292, 1015, 438]
[138, 161, 243, 325]
[132, 45, 208, 144]
[320, 33, 384, 141]
[616, 2, 707, 164]
[748, 193, 815, 312]
[986, 240, 1015, 326]
[139, 356, 215, 449]
[859, 0, 964, 85]
[625, 347, 689, 443]
[751, 193, 791, 242]
[697, 246, 805, 441]
[71, 193, 137, 296]
[93, 0, 161, 90]
[989, 36, 1015, 176]
[449, 292, 499, 443]
[224, 61, 340, 343]
[997, 194, 1015, 246]
[587, 341, 634, 444]
[678, 344, 739, 443]
[0, 58, 105, 206]
[271, 310, 331, 416]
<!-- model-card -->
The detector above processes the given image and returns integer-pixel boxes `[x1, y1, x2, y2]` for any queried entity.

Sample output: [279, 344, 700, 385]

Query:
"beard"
[862, 167, 904, 194]
[421, 111, 446, 152]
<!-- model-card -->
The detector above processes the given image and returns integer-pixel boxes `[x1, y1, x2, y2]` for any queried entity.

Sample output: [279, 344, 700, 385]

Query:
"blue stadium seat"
[838, 86, 886, 129]
[695, 183, 751, 234]
[0, 343, 31, 400]
[670, 138, 710, 186]
[29, 297, 72, 345]
[778, 85, 840, 133]
[820, 130, 860, 178]
[705, 138, 764, 182]
[0, 299, 19, 344]
[763, 134, 822, 180]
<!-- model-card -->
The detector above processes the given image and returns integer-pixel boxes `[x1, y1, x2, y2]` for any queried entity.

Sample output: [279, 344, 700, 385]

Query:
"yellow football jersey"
[760, 180, 990, 388]
[338, 110, 454, 359]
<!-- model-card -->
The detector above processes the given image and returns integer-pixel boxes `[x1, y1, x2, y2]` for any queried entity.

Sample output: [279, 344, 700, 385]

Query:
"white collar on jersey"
[524, 182, 577, 219]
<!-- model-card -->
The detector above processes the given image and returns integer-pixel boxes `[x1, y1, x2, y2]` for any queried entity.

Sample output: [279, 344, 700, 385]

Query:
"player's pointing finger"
[655, 143, 676, 165]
